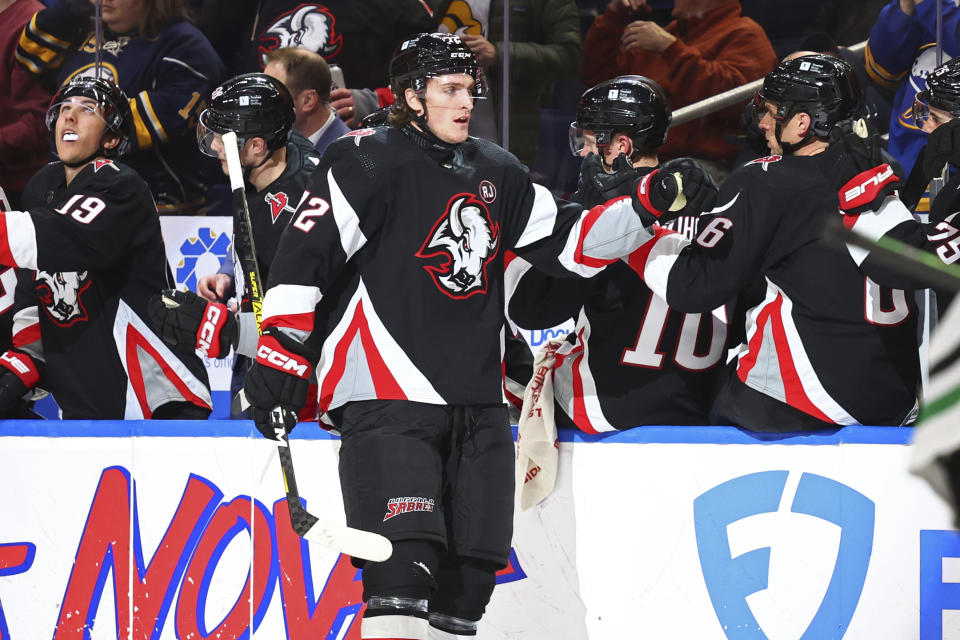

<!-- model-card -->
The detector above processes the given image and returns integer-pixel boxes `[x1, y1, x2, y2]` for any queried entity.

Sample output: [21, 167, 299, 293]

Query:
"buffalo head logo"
[35, 270, 91, 326]
[258, 4, 343, 67]
[417, 194, 500, 299]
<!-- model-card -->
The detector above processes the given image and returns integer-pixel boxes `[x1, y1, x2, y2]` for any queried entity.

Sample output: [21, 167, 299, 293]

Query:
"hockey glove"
[148, 289, 237, 359]
[575, 153, 643, 205]
[0, 349, 42, 417]
[827, 118, 902, 215]
[923, 118, 960, 179]
[244, 331, 311, 440]
[632, 158, 718, 225]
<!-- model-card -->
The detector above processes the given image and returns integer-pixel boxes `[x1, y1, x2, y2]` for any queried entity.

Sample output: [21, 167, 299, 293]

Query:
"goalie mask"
[914, 57, 960, 126]
[197, 73, 295, 158]
[46, 76, 133, 163]
[755, 54, 861, 153]
[569, 75, 671, 158]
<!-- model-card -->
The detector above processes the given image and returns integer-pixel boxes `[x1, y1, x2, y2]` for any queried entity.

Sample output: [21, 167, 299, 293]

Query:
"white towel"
[516, 337, 565, 510]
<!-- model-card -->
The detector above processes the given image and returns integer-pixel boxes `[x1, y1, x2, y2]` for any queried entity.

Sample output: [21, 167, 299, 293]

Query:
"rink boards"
[0, 423, 958, 640]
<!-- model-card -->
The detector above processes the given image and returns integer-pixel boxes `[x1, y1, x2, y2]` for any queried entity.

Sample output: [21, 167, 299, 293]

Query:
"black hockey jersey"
[260, 125, 652, 410]
[508, 209, 727, 431]
[7, 159, 212, 418]
[17, 4, 225, 212]
[628, 153, 921, 427]
[219, 135, 323, 288]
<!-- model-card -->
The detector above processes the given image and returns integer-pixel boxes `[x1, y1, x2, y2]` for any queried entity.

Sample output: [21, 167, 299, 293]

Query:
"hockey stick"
[823, 216, 960, 291]
[222, 131, 392, 562]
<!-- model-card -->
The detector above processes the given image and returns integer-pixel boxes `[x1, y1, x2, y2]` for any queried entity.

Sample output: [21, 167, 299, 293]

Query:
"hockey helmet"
[197, 73, 295, 157]
[46, 75, 133, 157]
[756, 54, 861, 137]
[569, 75, 671, 156]
[389, 32, 487, 100]
[914, 57, 960, 126]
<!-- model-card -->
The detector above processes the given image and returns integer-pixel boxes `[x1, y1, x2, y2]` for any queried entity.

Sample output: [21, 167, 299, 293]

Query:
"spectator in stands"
[198, 0, 435, 99]
[0, 0, 49, 211]
[582, 0, 777, 172]
[264, 47, 350, 156]
[865, 0, 960, 181]
[15, 0, 224, 214]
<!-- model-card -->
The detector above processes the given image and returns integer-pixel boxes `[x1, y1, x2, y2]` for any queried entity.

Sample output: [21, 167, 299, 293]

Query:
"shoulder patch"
[93, 159, 119, 173]
[343, 128, 376, 146]
[745, 155, 782, 172]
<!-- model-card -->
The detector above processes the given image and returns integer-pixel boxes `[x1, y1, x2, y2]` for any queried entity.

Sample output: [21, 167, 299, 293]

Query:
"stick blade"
[301, 520, 394, 562]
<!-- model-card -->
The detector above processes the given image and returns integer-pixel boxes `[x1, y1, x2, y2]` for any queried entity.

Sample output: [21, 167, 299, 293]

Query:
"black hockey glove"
[575, 153, 643, 205]
[0, 349, 42, 417]
[148, 289, 237, 359]
[632, 158, 718, 225]
[243, 330, 311, 440]
[923, 118, 960, 178]
[826, 118, 902, 215]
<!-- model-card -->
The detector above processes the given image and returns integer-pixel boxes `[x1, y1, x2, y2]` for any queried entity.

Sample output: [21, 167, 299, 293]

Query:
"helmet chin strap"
[60, 131, 116, 168]
[774, 112, 816, 155]
[412, 105, 455, 150]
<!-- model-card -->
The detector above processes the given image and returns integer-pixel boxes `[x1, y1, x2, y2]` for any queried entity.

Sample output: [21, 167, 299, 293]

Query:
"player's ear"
[102, 133, 120, 152]
[250, 136, 269, 156]
[796, 112, 812, 137]
[405, 87, 424, 117]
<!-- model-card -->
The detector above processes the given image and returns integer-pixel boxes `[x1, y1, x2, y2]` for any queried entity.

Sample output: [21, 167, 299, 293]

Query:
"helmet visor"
[913, 90, 931, 127]
[45, 96, 104, 132]
[196, 109, 245, 157]
[568, 122, 603, 157]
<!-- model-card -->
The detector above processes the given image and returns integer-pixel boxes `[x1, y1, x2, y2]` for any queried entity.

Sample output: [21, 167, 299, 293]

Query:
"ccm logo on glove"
[840, 164, 898, 210]
[196, 304, 225, 357]
[256, 336, 311, 379]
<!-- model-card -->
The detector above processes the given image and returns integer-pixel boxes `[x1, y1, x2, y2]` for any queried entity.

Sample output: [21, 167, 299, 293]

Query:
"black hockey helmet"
[197, 73, 295, 157]
[914, 57, 960, 126]
[756, 54, 861, 138]
[46, 75, 133, 157]
[389, 32, 487, 100]
[569, 75, 671, 156]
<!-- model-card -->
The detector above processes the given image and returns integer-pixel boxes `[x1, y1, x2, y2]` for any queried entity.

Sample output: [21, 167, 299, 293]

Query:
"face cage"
[196, 110, 247, 158]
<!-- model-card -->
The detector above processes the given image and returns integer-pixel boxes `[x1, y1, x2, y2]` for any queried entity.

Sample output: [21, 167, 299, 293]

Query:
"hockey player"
[627, 54, 922, 430]
[240, 33, 693, 640]
[15, 0, 225, 214]
[0, 76, 212, 419]
[836, 56, 960, 310]
[147, 73, 322, 417]
[508, 75, 725, 430]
